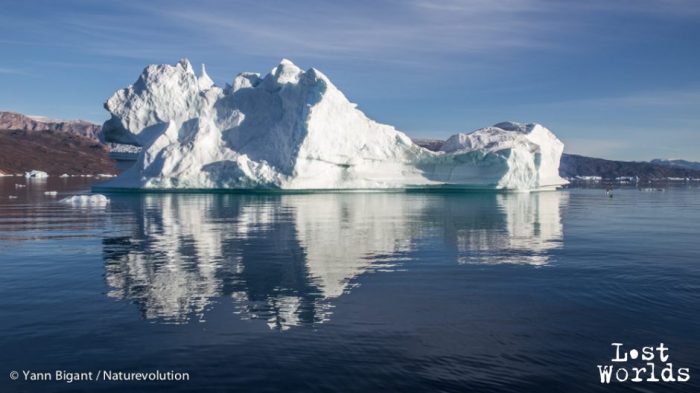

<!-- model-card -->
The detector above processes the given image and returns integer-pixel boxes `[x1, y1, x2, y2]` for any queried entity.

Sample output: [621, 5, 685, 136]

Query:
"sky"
[1, 0, 699, 161]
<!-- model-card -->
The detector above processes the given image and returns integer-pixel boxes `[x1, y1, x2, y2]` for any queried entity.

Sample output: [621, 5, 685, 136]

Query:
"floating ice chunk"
[44, 191, 58, 196]
[25, 170, 48, 178]
[60, 194, 110, 206]
[60, 173, 70, 178]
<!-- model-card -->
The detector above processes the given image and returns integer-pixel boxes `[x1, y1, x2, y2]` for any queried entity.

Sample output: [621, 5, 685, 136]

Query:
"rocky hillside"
[0, 111, 101, 140]
[559, 154, 700, 180]
[0, 129, 117, 176]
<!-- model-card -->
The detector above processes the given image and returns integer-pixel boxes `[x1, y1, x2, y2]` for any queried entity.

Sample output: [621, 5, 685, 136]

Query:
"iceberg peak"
[99, 59, 568, 191]
[271, 58, 303, 84]
[279, 58, 296, 66]
[198, 63, 214, 91]
[177, 58, 194, 74]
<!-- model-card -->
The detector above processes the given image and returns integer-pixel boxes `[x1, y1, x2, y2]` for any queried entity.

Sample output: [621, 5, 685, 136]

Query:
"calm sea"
[1, 177, 698, 392]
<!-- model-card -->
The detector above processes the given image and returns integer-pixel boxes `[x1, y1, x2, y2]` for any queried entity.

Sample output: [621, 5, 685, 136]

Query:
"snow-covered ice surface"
[60, 194, 110, 206]
[99, 59, 567, 191]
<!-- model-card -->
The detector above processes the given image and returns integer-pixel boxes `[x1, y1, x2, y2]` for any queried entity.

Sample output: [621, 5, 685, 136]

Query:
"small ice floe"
[59, 173, 70, 178]
[8, 195, 18, 199]
[25, 170, 49, 179]
[15, 184, 26, 188]
[60, 194, 110, 207]
[44, 191, 58, 196]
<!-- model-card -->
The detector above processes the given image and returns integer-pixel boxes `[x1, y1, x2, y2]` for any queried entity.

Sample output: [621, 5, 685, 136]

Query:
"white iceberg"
[25, 170, 48, 179]
[60, 194, 110, 206]
[99, 59, 567, 191]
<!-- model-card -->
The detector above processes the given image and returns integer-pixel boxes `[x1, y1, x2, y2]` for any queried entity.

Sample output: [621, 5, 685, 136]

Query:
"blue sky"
[1, 0, 699, 160]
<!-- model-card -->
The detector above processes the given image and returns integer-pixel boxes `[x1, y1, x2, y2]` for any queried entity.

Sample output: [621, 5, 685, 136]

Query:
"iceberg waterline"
[99, 59, 567, 191]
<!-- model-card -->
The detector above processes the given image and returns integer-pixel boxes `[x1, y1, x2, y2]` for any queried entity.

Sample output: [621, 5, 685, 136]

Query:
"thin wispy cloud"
[0, 67, 27, 75]
[2, 0, 699, 64]
[97, 0, 566, 63]
[575, 90, 700, 108]
[524, 88, 700, 110]
[0, 0, 568, 65]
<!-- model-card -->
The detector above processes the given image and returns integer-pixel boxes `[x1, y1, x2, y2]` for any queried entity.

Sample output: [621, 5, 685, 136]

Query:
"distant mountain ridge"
[559, 154, 700, 180]
[650, 159, 700, 171]
[0, 110, 101, 140]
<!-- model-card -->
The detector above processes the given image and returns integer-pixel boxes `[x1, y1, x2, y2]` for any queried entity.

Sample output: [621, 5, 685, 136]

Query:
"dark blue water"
[1, 177, 698, 392]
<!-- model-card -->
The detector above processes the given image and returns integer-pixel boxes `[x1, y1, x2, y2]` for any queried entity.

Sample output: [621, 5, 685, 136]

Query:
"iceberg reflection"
[454, 192, 567, 265]
[102, 191, 566, 327]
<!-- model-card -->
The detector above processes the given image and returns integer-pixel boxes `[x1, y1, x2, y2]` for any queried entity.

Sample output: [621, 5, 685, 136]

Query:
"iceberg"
[99, 59, 567, 191]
